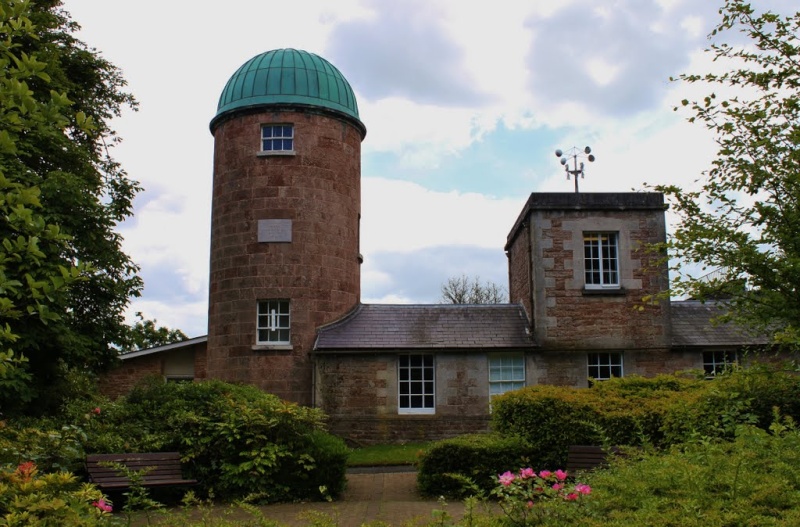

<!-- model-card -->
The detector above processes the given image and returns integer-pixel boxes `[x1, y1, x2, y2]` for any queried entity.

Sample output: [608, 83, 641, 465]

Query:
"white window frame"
[703, 350, 737, 378]
[588, 352, 623, 381]
[584, 232, 620, 288]
[260, 124, 294, 154]
[398, 354, 435, 415]
[257, 299, 291, 345]
[488, 354, 525, 398]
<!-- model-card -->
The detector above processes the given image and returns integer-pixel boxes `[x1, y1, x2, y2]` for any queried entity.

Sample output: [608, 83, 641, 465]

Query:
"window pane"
[488, 354, 525, 397]
[398, 354, 435, 411]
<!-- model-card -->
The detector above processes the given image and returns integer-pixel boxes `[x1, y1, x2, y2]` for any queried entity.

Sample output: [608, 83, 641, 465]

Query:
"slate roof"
[670, 300, 769, 348]
[314, 303, 532, 352]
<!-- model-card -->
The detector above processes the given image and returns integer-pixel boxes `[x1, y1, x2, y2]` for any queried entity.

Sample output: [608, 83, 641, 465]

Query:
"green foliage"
[652, 1, 800, 345]
[0, 420, 88, 475]
[82, 379, 348, 502]
[0, 0, 147, 416]
[417, 433, 534, 499]
[490, 370, 800, 467]
[348, 442, 428, 467]
[578, 422, 800, 526]
[0, 461, 113, 526]
[117, 312, 188, 351]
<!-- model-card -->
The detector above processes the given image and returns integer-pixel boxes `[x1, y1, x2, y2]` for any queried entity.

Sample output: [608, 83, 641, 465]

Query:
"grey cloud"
[326, 0, 491, 106]
[525, 1, 720, 116]
[363, 245, 509, 303]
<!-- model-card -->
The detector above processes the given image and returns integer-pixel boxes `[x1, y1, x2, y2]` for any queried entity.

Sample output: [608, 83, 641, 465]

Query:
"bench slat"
[566, 445, 618, 474]
[86, 452, 197, 490]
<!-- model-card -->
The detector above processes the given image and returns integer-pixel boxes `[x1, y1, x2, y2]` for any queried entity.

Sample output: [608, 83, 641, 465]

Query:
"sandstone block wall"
[208, 109, 363, 405]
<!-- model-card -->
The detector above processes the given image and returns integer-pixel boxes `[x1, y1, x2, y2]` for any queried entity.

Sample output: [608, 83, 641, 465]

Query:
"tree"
[119, 312, 188, 351]
[653, 1, 800, 343]
[0, 0, 143, 413]
[439, 274, 508, 304]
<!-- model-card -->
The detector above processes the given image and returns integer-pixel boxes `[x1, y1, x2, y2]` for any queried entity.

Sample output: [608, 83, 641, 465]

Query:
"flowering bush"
[0, 461, 115, 525]
[492, 467, 591, 525]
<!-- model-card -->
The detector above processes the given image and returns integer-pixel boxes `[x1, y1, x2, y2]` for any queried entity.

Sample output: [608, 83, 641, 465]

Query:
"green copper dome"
[211, 48, 365, 135]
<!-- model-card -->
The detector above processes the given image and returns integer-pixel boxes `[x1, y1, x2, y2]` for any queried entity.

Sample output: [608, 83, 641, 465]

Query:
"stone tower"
[207, 49, 366, 405]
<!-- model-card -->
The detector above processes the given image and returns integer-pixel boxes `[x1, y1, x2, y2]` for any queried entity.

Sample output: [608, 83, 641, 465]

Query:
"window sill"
[257, 150, 296, 157]
[397, 409, 436, 416]
[252, 344, 293, 352]
[582, 287, 626, 296]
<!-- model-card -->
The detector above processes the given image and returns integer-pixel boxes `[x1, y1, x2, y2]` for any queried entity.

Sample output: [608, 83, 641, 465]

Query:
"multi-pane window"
[489, 354, 525, 397]
[584, 232, 619, 288]
[261, 124, 294, 152]
[257, 300, 290, 344]
[703, 350, 737, 378]
[588, 353, 623, 380]
[398, 354, 435, 414]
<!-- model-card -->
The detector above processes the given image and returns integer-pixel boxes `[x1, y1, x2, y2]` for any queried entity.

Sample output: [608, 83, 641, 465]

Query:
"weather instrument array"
[555, 146, 595, 193]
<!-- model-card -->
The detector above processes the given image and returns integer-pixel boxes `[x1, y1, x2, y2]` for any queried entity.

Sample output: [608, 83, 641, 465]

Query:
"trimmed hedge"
[417, 433, 534, 498]
[418, 369, 800, 499]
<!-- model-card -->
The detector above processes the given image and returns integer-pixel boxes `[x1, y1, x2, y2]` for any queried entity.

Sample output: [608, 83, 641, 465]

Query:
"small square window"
[257, 299, 290, 344]
[584, 232, 619, 288]
[261, 124, 294, 154]
[703, 350, 736, 378]
[398, 354, 435, 414]
[588, 352, 623, 381]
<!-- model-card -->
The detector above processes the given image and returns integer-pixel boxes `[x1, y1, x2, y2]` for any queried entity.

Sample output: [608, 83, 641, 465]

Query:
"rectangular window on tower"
[584, 232, 620, 288]
[398, 354, 435, 414]
[260, 124, 294, 154]
[257, 300, 290, 345]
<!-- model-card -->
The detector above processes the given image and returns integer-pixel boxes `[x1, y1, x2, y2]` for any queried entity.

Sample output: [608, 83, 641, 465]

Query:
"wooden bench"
[566, 445, 620, 474]
[86, 452, 197, 491]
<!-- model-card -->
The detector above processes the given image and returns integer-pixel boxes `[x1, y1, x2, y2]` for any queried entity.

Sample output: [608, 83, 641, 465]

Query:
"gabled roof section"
[315, 303, 532, 352]
[670, 301, 768, 348]
[119, 335, 208, 361]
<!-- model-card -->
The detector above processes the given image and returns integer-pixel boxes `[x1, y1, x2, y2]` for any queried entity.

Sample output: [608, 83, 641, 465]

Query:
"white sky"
[59, 0, 774, 337]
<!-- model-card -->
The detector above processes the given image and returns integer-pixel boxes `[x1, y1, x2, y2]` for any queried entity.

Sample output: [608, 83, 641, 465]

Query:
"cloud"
[523, 0, 718, 118]
[362, 246, 508, 304]
[361, 177, 526, 254]
[326, 0, 491, 106]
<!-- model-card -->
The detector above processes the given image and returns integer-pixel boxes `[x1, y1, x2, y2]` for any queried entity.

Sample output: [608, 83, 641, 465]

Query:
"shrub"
[81, 378, 347, 502]
[0, 461, 114, 526]
[417, 433, 534, 498]
[578, 422, 800, 526]
[0, 421, 88, 474]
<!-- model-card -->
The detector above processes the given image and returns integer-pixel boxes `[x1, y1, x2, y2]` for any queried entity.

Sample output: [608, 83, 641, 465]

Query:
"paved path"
[248, 469, 469, 526]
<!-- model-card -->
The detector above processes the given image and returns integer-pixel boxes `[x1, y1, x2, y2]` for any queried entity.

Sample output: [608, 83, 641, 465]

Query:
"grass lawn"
[347, 442, 430, 467]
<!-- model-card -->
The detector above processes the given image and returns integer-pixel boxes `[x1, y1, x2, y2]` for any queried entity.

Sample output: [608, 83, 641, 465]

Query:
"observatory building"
[101, 49, 766, 444]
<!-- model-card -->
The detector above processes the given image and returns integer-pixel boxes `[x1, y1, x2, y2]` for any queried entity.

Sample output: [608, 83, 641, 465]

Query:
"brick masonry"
[507, 194, 671, 351]
[98, 341, 208, 399]
[207, 109, 363, 405]
[316, 352, 511, 444]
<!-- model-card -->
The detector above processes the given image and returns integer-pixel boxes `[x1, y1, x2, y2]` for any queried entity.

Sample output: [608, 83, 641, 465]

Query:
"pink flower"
[555, 469, 568, 481]
[552, 483, 563, 491]
[92, 499, 113, 513]
[538, 470, 552, 478]
[575, 483, 592, 495]
[519, 467, 535, 479]
[92, 407, 101, 415]
[565, 493, 579, 501]
[498, 471, 516, 487]
[526, 500, 534, 509]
